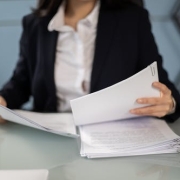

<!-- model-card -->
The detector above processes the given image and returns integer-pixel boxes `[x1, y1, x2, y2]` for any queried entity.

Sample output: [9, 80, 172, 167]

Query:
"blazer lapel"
[90, 7, 118, 93]
[38, 16, 58, 110]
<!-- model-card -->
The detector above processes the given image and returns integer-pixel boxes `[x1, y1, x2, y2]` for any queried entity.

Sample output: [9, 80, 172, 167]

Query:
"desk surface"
[0, 119, 180, 180]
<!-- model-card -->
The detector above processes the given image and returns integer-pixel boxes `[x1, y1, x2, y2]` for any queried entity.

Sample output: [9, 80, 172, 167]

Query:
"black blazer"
[1, 3, 180, 122]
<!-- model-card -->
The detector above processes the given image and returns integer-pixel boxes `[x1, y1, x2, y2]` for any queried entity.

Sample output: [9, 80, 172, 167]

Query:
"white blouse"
[48, 1, 100, 112]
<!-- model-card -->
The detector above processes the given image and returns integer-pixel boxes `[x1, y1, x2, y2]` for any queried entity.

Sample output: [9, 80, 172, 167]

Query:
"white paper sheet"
[0, 169, 48, 180]
[0, 106, 78, 138]
[71, 62, 160, 126]
[79, 117, 180, 158]
[14, 110, 76, 135]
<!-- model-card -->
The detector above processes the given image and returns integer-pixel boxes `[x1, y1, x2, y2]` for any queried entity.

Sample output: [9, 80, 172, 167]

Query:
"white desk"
[0, 119, 180, 180]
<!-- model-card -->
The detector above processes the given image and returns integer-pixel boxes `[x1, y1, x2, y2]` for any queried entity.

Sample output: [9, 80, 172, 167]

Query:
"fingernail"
[153, 82, 158, 86]
[137, 99, 143, 103]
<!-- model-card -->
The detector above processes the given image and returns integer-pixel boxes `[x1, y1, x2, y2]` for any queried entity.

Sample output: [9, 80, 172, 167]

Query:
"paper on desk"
[0, 169, 48, 180]
[71, 62, 160, 126]
[14, 110, 76, 136]
[79, 117, 180, 158]
[0, 106, 78, 138]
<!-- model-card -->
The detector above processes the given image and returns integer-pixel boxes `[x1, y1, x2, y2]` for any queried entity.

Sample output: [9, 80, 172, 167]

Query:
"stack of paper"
[0, 106, 78, 138]
[70, 62, 180, 158]
[79, 117, 180, 158]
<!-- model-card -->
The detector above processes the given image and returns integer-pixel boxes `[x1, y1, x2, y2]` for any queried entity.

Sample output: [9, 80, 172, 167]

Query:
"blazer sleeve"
[137, 8, 180, 122]
[0, 16, 31, 109]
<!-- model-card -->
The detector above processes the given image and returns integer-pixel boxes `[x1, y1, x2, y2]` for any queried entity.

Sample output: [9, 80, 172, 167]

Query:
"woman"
[0, 0, 180, 123]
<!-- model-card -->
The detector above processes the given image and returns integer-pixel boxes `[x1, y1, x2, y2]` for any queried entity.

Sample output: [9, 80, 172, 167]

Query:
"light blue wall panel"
[145, 0, 177, 16]
[145, 0, 180, 90]
[0, 0, 36, 89]
[0, 0, 36, 21]
[151, 21, 180, 82]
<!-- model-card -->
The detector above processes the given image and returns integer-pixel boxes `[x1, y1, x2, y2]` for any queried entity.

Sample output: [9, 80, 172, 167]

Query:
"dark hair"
[33, 0, 143, 17]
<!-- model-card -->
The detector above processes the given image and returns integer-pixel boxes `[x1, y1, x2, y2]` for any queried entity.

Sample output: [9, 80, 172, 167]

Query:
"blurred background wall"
[0, 0, 180, 92]
[145, 0, 180, 91]
[0, 0, 36, 89]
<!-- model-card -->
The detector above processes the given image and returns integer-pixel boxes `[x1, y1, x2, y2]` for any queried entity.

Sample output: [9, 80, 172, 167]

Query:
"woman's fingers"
[130, 82, 174, 118]
[0, 96, 7, 106]
[0, 117, 6, 124]
[152, 82, 171, 96]
[0, 96, 7, 124]
[130, 105, 170, 117]
[136, 97, 171, 105]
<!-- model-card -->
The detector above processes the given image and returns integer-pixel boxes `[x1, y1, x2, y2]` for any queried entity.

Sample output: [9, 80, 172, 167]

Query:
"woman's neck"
[65, 0, 97, 29]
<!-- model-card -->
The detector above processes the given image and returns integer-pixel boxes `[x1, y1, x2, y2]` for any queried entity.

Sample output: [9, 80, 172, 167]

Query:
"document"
[79, 117, 180, 158]
[71, 62, 160, 126]
[0, 169, 48, 180]
[1, 62, 179, 158]
[0, 106, 78, 138]
[70, 61, 180, 158]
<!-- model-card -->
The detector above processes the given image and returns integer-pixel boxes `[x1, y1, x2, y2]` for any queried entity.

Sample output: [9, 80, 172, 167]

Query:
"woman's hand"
[0, 96, 7, 124]
[130, 82, 175, 118]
